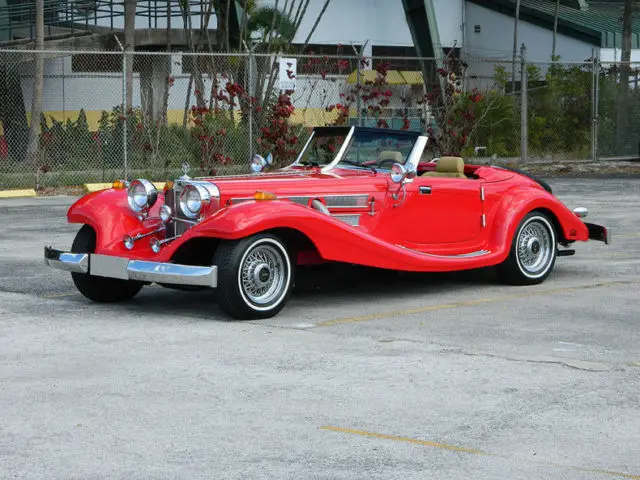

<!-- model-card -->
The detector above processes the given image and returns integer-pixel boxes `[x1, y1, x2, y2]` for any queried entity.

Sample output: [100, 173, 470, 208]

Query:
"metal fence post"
[248, 51, 254, 160]
[114, 34, 128, 180]
[592, 49, 600, 162]
[520, 43, 528, 163]
[357, 47, 362, 127]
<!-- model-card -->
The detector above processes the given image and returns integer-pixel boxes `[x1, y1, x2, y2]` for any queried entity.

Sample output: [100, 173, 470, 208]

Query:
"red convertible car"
[44, 126, 609, 319]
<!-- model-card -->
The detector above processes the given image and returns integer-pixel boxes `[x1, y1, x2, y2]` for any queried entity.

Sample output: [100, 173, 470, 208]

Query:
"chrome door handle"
[419, 186, 432, 194]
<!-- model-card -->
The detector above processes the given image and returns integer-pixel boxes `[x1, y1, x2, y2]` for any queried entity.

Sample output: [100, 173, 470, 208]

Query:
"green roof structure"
[468, 0, 640, 49]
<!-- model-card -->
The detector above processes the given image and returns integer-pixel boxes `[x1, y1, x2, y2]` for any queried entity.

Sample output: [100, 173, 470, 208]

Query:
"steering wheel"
[377, 159, 399, 170]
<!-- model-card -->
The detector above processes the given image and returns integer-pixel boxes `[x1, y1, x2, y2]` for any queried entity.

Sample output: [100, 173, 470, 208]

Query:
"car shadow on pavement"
[110, 264, 501, 322]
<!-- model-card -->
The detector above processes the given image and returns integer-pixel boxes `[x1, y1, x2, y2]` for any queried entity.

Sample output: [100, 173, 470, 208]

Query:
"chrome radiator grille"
[164, 183, 190, 238]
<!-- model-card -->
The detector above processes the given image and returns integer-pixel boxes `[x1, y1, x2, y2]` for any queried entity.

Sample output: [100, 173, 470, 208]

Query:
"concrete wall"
[600, 48, 640, 63]
[464, 2, 596, 62]
[463, 2, 597, 88]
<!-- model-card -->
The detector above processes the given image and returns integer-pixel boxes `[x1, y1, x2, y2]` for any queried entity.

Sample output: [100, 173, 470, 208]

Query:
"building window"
[371, 45, 422, 70]
[71, 54, 149, 73]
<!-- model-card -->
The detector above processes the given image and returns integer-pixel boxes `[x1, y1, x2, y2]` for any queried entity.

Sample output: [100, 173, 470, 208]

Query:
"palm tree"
[511, 0, 521, 93]
[124, 0, 136, 111]
[552, 0, 560, 60]
[25, 0, 43, 173]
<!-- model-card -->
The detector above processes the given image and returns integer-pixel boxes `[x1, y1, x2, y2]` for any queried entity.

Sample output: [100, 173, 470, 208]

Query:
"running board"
[557, 249, 576, 257]
[396, 245, 491, 259]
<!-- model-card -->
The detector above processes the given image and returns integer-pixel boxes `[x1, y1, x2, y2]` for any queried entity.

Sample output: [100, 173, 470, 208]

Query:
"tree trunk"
[552, 0, 560, 60]
[301, 0, 331, 49]
[124, 0, 136, 111]
[25, 0, 44, 174]
[615, 0, 634, 154]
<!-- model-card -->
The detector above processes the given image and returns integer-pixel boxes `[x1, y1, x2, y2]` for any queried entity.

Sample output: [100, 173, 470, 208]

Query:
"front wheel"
[70, 225, 143, 302]
[213, 233, 294, 320]
[497, 212, 557, 285]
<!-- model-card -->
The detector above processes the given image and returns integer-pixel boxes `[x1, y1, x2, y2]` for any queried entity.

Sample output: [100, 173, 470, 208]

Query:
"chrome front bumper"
[44, 247, 217, 287]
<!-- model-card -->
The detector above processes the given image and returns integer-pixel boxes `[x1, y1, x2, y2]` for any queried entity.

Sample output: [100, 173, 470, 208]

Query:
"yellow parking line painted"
[315, 280, 640, 327]
[41, 292, 78, 299]
[319, 426, 491, 455]
[322, 426, 640, 479]
[615, 232, 640, 238]
[571, 467, 640, 480]
[0, 189, 37, 199]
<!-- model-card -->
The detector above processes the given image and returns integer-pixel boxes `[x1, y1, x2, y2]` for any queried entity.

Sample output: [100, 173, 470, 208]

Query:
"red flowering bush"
[189, 80, 253, 175]
[256, 91, 300, 168]
[326, 60, 410, 129]
[419, 55, 506, 157]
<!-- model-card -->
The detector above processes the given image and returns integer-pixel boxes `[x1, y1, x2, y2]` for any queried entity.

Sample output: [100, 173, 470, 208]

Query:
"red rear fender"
[487, 186, 589, 256]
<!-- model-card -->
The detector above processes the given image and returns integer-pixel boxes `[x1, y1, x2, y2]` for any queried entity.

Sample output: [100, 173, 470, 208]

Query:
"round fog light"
[123, 235, 134, 250]
[150, 238, 161, 253]
[160, 205, 172, 223]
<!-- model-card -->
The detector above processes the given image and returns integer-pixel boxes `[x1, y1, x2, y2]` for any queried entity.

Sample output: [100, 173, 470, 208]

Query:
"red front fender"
[67, 188, 165, 252]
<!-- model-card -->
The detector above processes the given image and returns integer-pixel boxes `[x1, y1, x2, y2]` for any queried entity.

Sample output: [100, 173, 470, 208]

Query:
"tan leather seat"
[377, 151, 403, 167]
[421, 156, 467, 178]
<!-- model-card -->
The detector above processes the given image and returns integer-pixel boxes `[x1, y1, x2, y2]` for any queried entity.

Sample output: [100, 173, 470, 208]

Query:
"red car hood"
[194, 167, 386, 200]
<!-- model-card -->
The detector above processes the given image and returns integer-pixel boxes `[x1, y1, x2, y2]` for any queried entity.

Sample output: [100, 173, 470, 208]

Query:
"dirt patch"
[35, 185, 86, 196]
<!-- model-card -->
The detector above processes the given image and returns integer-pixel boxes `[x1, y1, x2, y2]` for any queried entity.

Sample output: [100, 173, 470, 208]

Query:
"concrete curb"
[0, 189, 37, 199]
[83, 182, 166, 193]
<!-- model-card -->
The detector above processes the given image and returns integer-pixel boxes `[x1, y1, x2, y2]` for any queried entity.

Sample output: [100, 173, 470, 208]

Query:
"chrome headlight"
[179, 184, 210, 219]
[159, 205, 172, 223]
[127, 179, 158, 213]
[390, 163, 407, 183]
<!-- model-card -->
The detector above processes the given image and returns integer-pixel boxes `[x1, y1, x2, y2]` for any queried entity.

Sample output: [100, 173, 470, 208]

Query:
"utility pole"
[511, 0, 521, 93]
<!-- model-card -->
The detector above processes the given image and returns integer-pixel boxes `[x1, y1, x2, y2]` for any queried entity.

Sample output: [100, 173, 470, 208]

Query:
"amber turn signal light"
[254, 191, 277, 201]
[112, 179, 128, 189]
[163, 180, 174, 192]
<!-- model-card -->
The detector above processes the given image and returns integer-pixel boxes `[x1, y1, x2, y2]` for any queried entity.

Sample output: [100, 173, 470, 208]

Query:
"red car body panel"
[66, 161, 591, 273]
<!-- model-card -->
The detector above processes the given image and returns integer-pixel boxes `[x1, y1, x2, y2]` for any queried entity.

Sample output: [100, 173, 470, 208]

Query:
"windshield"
[337, 130, 417, 171]
[294, 127, 419, 170]
[296, 130, 348, 167]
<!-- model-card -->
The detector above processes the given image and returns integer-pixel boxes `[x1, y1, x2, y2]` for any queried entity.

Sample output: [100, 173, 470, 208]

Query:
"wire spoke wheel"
[240, 243, 287, 306]
[516, 221, 553, 275]
[498, 212, 557, 286]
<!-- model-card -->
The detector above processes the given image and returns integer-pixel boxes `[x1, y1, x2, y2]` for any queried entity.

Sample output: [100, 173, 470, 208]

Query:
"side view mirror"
[250, 152, 274, 173]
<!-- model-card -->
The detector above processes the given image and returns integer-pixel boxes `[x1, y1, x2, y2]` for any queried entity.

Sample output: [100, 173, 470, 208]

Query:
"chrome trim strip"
[321, 126, 356, 173]
[332, 214, 361, 227]
[229, 193, 372, 210]
[396, 245, 491, 259]
[44, 247, 88, 273]
[324, 194, 369, 208]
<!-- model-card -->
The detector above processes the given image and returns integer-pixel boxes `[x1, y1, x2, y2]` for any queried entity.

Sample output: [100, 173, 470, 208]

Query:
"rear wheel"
[70, 225, 143, 302]
[497, 212, 557, 285]
[214, 233, 294, 320]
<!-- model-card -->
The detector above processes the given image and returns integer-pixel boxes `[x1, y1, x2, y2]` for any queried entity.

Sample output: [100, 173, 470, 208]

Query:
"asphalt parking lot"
[1, 177, 639, 479]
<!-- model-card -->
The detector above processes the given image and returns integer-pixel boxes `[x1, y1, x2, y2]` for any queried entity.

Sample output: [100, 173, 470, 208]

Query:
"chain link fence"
[0, 48, 638, 190]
